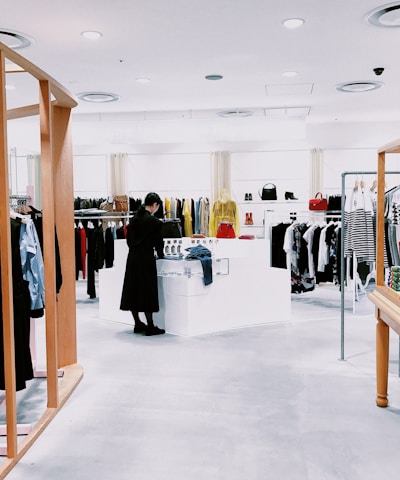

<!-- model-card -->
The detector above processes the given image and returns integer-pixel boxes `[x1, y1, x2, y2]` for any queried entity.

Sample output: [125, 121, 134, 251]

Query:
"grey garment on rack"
[388, 224, 400, 266]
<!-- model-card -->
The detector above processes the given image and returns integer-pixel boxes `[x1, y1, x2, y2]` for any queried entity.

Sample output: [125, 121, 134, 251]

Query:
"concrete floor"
[3, 280, 400, 479]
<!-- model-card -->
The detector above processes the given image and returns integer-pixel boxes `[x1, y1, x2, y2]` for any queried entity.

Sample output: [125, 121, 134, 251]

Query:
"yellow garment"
[183, 198, 193, 237]
[209, 192, 240, 237]
[164, 197, 171, 218]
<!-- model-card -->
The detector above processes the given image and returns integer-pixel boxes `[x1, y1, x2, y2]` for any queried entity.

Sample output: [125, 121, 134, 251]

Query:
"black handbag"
[259, 183, 277, 201]
[161, 219, 182, 238]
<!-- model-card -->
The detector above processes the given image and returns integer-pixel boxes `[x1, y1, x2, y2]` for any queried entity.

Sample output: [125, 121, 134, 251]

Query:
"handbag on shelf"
[259, 183, 277, 201]
[216, 222, 236, 238]
[161, 219, 182, 238]
[113, 195, 129, 212]
[309, 192, 328, 211]
[100, 195, 129, 212]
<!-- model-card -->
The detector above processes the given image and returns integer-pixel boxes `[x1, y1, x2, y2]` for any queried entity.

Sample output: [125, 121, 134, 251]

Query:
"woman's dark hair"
[144, 192, 162, 206]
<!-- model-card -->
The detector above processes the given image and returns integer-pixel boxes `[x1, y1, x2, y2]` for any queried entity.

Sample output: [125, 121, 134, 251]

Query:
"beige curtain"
[210, 151, 231, 206]
[27, 154, 42, 209]
[310, 148, 323, 198]
[109, 152, 128, 195]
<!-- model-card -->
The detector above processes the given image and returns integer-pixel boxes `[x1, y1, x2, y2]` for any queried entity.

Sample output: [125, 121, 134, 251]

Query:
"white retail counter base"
[99, 237, 291, 336]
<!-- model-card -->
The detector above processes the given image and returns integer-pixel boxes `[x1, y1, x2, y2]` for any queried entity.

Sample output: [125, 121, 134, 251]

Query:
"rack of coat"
[0, 211, 46, 392]
[74, 196, 143, 213]
[164, 196, 210, 237]
[383, 184, 400, 268]
[271, 215, 341, 294]
[74, 213, 129, 298]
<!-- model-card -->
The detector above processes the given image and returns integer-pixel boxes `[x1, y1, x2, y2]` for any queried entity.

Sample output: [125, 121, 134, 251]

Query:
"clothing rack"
[339, 171, 400, 365]
[9, 194, 31, 208]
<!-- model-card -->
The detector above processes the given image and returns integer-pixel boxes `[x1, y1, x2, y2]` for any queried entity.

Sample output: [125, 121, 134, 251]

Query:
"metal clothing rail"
[340, 170, 400, 362]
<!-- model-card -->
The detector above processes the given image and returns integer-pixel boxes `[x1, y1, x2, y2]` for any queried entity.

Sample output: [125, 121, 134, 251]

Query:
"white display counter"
[99, 238, 291, 336]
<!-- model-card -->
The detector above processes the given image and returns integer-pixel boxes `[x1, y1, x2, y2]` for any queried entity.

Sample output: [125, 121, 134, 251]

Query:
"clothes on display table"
[185, 245, 213, 285]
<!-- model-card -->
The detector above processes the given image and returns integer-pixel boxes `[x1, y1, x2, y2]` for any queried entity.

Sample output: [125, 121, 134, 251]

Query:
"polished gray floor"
[3, 280, 400, 479]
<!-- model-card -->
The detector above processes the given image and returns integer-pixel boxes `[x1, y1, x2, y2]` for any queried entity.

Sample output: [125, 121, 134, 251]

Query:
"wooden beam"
[39, 79, 59, 408]
[0, 41, 77, 109]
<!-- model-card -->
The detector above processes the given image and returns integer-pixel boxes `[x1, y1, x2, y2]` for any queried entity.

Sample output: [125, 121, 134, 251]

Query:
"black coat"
[120, 209, 164, 312]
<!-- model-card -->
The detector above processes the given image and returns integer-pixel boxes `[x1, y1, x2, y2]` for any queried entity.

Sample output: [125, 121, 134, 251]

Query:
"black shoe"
[145, 325, 165, 336]
[285, 191, 298, 200]
[244, 193, 249, 201]
[248, 193, 253, 201]
[133, 322, 147, 334]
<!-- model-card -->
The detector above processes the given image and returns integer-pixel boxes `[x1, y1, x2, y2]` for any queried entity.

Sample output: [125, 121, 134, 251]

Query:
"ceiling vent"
[77, 92, 120, 103]
[217, 109, 254, 118]
[336, 81, 383, 92]
[365, 2, 400, 27]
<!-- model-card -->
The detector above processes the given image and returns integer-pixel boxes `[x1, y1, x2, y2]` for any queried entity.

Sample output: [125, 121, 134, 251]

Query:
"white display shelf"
[99, 238, 291, 336]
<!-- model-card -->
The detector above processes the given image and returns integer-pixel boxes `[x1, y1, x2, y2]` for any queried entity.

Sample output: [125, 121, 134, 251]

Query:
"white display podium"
[99, 238, 291, 336]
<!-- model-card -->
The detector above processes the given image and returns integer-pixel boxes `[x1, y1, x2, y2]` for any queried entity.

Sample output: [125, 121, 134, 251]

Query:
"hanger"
[9, 208, 31, 224]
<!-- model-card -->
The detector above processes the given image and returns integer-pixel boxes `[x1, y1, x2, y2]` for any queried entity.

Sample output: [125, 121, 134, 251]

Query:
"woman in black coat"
[120, 192, 165, 336]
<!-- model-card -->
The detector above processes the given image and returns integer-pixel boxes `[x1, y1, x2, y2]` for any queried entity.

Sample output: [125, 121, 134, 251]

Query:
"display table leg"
[376, 314, 389, 407]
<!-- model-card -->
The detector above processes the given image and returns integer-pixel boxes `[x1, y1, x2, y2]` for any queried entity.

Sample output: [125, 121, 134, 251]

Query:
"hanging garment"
[199, 197, 210, 237]
[19, 219, 45, 313]
[344, 186, 376, 263]
[209, 190, 240, 237]
[0, 219, 34, 391]
[183, 198, 194, 237]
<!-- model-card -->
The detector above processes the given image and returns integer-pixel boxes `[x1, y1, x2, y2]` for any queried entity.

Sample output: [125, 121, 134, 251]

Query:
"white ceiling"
[2, 0, 400, 125]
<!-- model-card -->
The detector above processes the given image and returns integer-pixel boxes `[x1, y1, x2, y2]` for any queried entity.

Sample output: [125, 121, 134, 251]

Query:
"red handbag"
[309, 192, 328, 211]
[216, 222, 236, 238]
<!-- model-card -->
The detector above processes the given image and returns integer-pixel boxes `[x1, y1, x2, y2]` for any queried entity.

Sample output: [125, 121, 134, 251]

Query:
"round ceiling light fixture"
[282, 71, 298, 78]
[77, 92, 120, 103]
[205, 74, 223, 81]
[217, 109, 254, 118]
[81, 30, 103, 40]
[282, 18, 305, 29]
[0, 29, 32, 49]
[365, 2, 400, 27]
[336, 81, 383, 93]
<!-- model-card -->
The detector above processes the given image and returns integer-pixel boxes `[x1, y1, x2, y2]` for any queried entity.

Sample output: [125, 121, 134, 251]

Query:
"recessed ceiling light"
[282, 71, 298, 78]
[0, 29, 32, 49]
[81, 31, 103, 40]
[282, 18, 305, 29]
[136, 77, 151, 84]
[205, 74, 223, 80]
[217, 109, 253, 118]
[77, 92, 120, 103]
[365, 2, 400, 27]
[336, 81, 383, 92]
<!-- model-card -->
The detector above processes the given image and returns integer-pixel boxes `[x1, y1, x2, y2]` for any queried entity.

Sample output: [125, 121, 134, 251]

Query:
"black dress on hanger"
[0, 219, 34, 391]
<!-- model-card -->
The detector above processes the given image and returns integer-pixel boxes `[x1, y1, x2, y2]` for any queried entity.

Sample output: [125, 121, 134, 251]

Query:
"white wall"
[6, 112, 400, 202]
